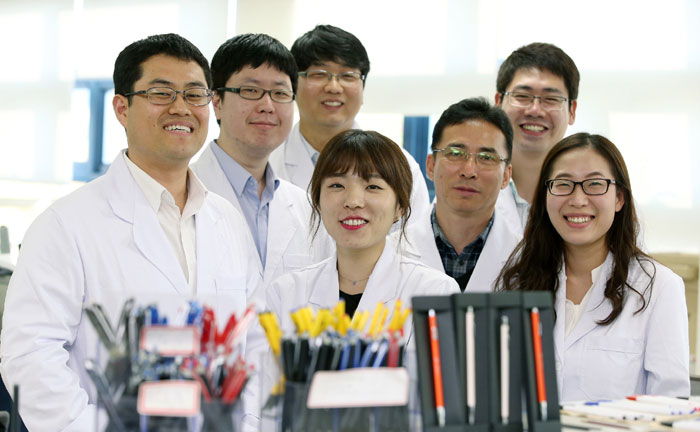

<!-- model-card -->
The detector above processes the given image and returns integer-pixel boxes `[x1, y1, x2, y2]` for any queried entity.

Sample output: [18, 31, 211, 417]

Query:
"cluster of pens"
[258, 300, 412, 432]
[84, 298, 254, 432]
[412, 291, 560, 432]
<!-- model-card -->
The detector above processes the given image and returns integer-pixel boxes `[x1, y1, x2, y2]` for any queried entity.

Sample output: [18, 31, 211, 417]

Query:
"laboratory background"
[0, 0, 699, 357]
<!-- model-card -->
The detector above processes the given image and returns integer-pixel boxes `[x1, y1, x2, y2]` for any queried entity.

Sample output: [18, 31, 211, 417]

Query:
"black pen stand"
[521, 291, 560, 432]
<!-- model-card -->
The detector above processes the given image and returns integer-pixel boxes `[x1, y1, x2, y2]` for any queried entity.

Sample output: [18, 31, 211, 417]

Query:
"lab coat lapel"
[307, 256, 341, 308]
[107, 153, 188, 294]
[193, 143, 241, 210]
[562, 253, 614, 351]
[194, 202, 227, 296]
[356, 244, 400, 312]
[399, 202, 444, 272]
[285, 131, 314, 190]
[553, 267, 567, 372]
[265, 193, 297, 279]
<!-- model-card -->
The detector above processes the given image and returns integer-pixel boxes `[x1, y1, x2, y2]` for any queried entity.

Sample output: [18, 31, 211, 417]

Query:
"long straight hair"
[499, 133, 654, 325]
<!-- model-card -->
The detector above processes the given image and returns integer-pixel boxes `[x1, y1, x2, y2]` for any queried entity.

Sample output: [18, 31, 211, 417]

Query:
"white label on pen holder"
[307, 367, 409, 408]
[140, 325, 200, 356]
[137, 380, 201, 417]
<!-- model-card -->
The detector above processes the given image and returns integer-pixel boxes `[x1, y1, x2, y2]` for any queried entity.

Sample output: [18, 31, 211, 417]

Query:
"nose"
[524, 97, 545, 116]
[324, 75, 343, 93]
[568, 184, 589, 206]
[257, 92, 275, 112]
[344, 184, 365, 208]
[458, 155, 478, 179]
[168, 92, 192, 116]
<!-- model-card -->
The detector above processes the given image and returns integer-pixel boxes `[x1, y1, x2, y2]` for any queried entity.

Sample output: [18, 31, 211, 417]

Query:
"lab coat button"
[555, 361, 562, 371]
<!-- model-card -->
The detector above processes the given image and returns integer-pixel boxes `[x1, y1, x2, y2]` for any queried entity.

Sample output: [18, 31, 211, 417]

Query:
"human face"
[319, 171, 400, 256]
[213, 64, 294, 161]
[296, 60, 364, 135]
[113, 54, 209, 172]
[546, 147, 624, 255]
[496, 68, 576, 156]
[427, 120, 511, 220]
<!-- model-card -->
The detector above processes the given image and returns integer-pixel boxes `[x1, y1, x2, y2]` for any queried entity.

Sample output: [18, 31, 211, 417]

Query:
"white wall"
[1, 0, 699, 256]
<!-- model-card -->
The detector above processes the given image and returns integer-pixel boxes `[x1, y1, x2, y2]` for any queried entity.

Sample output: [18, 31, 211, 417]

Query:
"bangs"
[321, 137, 385, 182]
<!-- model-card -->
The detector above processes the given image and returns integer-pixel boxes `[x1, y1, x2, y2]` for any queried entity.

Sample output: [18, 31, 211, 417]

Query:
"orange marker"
[530, 307, 547, 421]
[428, 309, 445, 427]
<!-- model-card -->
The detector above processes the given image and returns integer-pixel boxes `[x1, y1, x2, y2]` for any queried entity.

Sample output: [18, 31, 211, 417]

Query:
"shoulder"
[627, 256, 685, 306]
[276, 179, 310, 203]
[397, 254, 459, 293]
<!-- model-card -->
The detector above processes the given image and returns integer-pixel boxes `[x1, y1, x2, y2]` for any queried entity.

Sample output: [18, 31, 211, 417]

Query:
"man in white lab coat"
[0, 34, 260, 431]
[401, 98, 521, 292]
[494, 43, 579, 232]
[268, 24, 431, 225]
[192, 33, 329, 291]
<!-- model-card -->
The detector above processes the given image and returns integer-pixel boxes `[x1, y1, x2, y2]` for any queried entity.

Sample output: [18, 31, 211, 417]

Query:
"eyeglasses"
[503, 91, 569, 111]
[123, 87, 212, 106]
[546, 178, 617, 196]
[298, 70, 365, 86]
[216, 86, 295, 103]
[433, 146, 509, 168]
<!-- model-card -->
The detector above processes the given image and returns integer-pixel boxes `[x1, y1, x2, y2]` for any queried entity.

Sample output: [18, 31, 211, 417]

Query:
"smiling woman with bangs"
[498, 132, 689, 401]
[266, 129, 458, 339]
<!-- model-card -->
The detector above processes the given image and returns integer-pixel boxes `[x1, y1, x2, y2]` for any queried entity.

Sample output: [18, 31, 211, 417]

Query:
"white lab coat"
[268, 122, 432, 230]
[398, 203, 522, 292]
[495, 181, 528, 235]
[0, 152, 261, 431]
[554, 253, 690, 402]
[191, 141, 333, 294]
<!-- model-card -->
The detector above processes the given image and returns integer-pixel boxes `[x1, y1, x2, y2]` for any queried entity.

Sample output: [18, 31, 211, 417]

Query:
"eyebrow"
[445, 143, 500, 153]
[553, 171, 607, 179]
[240, 77, 291, 89]
[148, 78, 207, 88]
[510, 84, 565, 95]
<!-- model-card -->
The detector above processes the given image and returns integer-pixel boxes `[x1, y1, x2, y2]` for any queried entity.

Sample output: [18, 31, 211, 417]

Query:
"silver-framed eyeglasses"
[123, 87, 213, 106]
[546, 178, 617, 196]
[433, 146, 509, 168]
[298, 70, 366, 86]
[216, 86, 295, 103]
[503, 91, 569, 111]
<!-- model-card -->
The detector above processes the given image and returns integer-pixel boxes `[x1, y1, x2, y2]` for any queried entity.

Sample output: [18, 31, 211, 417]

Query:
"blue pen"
[360, 340, 380, 367]
[353, 337, 361, 368]
[339, 341, 351, 370]
[371, 340, 389, 367]
[187, 301, 202, 325]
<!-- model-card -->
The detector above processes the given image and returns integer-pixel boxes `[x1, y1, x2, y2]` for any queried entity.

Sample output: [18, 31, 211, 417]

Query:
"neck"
[299, 120, 349, 153]
[336, 239, 385, 295]
[434, 204, 492, 254]
[564, 240, 609, 279]
[216, 138, 268, 198]
[128, 152, 189, 212]
[511, 148, 547, 203]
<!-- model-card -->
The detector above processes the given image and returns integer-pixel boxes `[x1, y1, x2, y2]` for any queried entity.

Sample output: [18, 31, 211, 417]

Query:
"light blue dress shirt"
[211, 141, 279, 268]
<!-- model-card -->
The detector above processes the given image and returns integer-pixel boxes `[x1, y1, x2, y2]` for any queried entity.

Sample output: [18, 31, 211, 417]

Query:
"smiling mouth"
[164, 124, 192, 133]
[323, 101, 342, 107]
[521, 124, 545, 132]
[565, 216, 592, 224]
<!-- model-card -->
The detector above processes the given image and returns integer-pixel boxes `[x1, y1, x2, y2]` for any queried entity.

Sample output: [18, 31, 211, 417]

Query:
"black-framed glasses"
[546, 178, 617, 196]
[503, 91, 569, 111]
[123, 87, 212, 106]
[298, 70, 366, 86]
[433, 146, 509, 168]
[216, 86, 295, 103]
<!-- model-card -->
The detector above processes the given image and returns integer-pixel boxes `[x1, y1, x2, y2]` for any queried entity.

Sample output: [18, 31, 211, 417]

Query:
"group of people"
[0, 23, 690, 431]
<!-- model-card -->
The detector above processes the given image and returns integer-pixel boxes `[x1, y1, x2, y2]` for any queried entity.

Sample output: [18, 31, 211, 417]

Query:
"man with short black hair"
[269, 24, 430, 222]
[0, 34, 260, 430]
[495, 42, 579, 230]
[402, 98, 521, 292]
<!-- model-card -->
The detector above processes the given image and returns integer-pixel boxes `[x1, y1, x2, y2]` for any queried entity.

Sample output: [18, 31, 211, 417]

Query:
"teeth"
[567, 216, 591, 224]
[522, 124, 544, 132]
[343, 219, 366, 226]
[323, 101, 342, 107]
[165, 125, 192, 132]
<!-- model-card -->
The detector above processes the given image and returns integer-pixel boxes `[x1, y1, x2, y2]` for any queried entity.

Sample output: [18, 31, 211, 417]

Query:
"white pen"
[627, 395, 700, 411]
[562, 403, 655, 421]
[500, 315, 510, 425]
[605, 399, 694, 416]
[466, 306, 476, 424]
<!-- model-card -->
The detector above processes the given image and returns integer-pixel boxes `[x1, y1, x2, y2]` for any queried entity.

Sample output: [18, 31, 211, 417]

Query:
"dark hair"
[113, 33, 212, 105]
[211, 33, 298, 98]
[499, 133, 653, 325]
[291, 25, 370, 86]
[497, 42, 580, 105]
[431, 97, 513, 160]
[310, 129, 412, 241]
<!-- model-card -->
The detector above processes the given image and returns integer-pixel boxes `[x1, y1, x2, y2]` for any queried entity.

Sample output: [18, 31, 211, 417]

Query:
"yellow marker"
[397, 308, 412, 329]
[367, 303, 383, 336]
[300, 307, 313, 333]
[290, 310, 304, 335]
[333, 301, 345, 321]
[259, 313, 282, 356]
[356, 310, 370, 333]
[373, 306, 389, 338]
[338, 315, 351, 336]
[388, 300, 403, 331]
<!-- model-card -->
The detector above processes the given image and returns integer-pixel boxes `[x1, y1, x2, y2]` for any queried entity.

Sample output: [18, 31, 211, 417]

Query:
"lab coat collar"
[555, 252, 615, 354]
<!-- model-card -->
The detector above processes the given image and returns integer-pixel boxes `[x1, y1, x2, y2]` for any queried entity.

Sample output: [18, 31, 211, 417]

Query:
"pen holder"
[521, 292, 560, 432]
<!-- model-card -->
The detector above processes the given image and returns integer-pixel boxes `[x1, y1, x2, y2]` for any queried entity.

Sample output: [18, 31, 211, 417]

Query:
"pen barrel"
[530, 309, 547, 404]
[428, 311, 445, 409]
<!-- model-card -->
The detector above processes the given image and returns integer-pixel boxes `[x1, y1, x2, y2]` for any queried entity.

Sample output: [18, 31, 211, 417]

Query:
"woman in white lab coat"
[499, 133, 689, 401]
[267, 129, 459, 335]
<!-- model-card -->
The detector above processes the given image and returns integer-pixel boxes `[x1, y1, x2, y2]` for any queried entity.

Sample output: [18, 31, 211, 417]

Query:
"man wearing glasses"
[402, 98, 521, 292]
[494, 42, 580, 231]
[0, 34, 260, 430]
[192, 33, 329, 287]
[268, 24, 430, 223]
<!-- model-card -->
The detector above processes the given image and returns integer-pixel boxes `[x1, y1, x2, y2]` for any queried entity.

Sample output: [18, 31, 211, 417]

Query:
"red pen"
[530, 307, 547, 421]
[428, 309, 445, 427]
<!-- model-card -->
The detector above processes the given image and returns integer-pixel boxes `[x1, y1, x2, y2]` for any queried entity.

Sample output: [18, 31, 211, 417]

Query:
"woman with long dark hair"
[499, 132, 689, 400]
